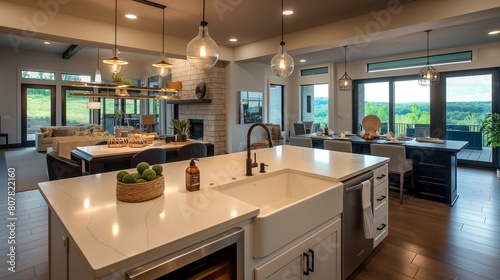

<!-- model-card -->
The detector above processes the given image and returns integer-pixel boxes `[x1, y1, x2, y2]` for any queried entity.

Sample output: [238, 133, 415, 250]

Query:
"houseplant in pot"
[481, 113, 500, 177]
[171, 119, 190, 142]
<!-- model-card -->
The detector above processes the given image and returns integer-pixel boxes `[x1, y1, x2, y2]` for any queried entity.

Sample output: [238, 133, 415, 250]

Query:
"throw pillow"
[40, 127, 52, 138]
[52, 128, 70, 137]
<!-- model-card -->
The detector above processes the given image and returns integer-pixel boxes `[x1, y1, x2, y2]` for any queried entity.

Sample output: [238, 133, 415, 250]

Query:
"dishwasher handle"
[345, 183, 364, 193]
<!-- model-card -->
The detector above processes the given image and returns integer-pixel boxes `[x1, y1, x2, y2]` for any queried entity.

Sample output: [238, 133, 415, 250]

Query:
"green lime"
[116, 170, 129, 182]
[133, 173, 142, 180]
[136, 179, 147, 183]
[121, 174, 137, 184]
[136, 162, 150, 174]
[142, 169, 156, 181]
[152, 164, 163, 175]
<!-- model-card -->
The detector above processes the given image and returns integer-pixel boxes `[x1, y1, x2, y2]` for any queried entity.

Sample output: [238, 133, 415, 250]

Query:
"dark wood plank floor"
[0, 149, 499, 279]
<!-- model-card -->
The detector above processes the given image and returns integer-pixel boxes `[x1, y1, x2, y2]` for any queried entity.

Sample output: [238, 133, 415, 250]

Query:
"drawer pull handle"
[377, 223, 387, 231]
[303, 252, 310, 276]
[376, 174, 386, 179]
[377, 195, 387, 202]
[309, 249, 315, 272]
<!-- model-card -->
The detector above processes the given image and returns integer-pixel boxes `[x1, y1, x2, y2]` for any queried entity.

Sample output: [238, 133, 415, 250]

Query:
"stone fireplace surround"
[171, 59, 226, 155]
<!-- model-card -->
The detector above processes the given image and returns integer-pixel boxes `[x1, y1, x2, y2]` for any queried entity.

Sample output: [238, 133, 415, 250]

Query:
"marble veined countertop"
[38, 145, 388, 277]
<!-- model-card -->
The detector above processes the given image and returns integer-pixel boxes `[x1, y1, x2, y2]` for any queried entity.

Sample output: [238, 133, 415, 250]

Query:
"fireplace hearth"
[190, 119, 204, 140]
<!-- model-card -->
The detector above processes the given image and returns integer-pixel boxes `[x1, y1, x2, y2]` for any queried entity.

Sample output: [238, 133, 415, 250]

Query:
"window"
[301, 84, 328, 127]
[61, 73, 91, 82]
[21, 70, 55, 80]
[394, 80, 430, 137]
[356, 81, 389, 133]
[367, 51, 472, 73]
[269, 84, 284, 130]
[300, 67, 328, 76]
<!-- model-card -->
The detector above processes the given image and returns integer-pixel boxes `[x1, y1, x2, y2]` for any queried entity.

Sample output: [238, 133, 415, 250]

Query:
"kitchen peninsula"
[39, 145, 388, 279]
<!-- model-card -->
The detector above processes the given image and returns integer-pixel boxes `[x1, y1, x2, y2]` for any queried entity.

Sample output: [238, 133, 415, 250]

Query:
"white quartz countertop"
[38, 146, 388, 277]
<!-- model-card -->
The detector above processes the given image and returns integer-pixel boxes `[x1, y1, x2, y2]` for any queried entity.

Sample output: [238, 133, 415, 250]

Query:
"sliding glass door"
[21, 84, 56, 146]
[446, 73, 493, 164]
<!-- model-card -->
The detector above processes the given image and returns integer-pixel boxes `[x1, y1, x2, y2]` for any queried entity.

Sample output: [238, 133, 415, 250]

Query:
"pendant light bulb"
[94, 48, 102, 83]
[153, 6, 173, 76]
[186, 0, 219, 70]
[418, 30, 440, 86]
[103, 0, 127, 74]
[270, 0, 294, 78]
[338, 45, 353, 91]
[271, 42, 294, 78]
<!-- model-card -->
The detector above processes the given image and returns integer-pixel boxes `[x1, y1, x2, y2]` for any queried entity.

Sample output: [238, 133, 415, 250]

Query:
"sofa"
[35, 125, 109, 152]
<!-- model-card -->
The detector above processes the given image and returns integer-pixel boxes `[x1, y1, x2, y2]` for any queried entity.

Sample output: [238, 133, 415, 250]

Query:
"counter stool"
[0, 133, 8, 149]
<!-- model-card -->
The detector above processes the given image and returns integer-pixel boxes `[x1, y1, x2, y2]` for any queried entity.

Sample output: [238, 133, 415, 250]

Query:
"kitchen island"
[39, 145, 388, 279]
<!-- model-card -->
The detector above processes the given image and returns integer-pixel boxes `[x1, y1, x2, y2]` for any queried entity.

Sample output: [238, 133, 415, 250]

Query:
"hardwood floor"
[0, 149, 499, 279]
[458, 147, 492, 162]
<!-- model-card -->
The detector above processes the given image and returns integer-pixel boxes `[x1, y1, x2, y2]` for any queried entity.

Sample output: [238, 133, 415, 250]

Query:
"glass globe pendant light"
[186, 0, 219, 71]
[103, 0, 128, 74]
[270, 0, 294, 78]
[418, 30, 440, 86]
[338, 45, 353, 91]
[152, 6, 173, 76]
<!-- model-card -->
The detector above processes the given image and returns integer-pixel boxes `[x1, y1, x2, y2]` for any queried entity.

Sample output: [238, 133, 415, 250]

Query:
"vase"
[175, 134, 187, 142]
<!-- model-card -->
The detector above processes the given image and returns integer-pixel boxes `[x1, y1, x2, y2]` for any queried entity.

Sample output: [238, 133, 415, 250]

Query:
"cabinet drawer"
[373, 184, 388, 217]
[373, 164, 388, 186]
[416, 180, 447, 198]
[373, 213, 388, 248]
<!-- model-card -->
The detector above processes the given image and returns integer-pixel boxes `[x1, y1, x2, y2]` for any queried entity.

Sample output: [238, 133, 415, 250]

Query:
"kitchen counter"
[38, 145, 388, 278]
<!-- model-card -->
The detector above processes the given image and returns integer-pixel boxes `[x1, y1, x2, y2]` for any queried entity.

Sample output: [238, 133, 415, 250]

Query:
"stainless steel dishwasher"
[342, 171, 374, 280]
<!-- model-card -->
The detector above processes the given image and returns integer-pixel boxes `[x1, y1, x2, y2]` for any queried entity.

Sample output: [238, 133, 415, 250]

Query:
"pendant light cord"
[203, 0, 206, 22]
[161, 8, 165, 56]
[281, 0, 284, 43]
[113, 0, 118, 57]
[344, 45, 348, 73]
[426, 30, 431, 65]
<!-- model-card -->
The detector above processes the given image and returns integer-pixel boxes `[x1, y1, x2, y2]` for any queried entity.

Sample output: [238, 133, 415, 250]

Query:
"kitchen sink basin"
[214, 169, 343, 258]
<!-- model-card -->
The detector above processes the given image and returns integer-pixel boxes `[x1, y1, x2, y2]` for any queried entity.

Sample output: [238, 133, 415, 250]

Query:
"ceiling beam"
[62, 44, 83, 59]
[132, 0, 166, 9]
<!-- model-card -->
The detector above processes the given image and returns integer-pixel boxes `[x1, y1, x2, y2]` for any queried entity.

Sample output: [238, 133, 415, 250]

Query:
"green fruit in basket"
[121, 174, 137, 184]
[133, 173, 142, 180]
[136, 162, 150, 174]
[152, 164, 163, 175]
[116, 171, 129, 182]
[155, 175, 162, 180]
[142, 169, 156, 181]
[136, 179, 147, 183]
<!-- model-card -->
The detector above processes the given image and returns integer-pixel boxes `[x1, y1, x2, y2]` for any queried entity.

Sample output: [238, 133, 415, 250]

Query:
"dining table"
[70, 140, 214, 175]
[297, 133, 468, 205]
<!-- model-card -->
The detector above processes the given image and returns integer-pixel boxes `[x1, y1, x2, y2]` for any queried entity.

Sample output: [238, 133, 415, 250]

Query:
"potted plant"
[170, 119, 190, 142]
[481, 113, 500, 177]
[112, 74, 133, 96]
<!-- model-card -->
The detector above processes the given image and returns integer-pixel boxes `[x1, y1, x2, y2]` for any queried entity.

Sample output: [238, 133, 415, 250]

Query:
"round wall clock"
[195, 82, 206, 99]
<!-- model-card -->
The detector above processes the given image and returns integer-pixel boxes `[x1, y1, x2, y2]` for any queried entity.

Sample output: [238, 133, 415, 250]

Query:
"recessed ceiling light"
[299, 59, 306, 63]
[488, 30, 500, 35]
[43, 41, 50, 45]
[229, 38, 238, 42]
[283, 10, 293, 15]
[125, 14, 137, 19]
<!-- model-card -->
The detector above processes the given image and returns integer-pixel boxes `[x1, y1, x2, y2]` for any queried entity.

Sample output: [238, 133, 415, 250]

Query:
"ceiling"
[1, 0, 499, 66]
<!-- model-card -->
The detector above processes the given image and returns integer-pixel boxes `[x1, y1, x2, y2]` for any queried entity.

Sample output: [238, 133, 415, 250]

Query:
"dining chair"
[176, 143, 208, 161]
[311, 123, 320, 133]
[289, 136, 313, 148]
[46, 152, 83, 181]
[324, 140, 352, 153]
[370, 144, 413, 205]
[303, 121, 313, 133]
[130, 148, 167, 167]
[293, 123, 306, 135]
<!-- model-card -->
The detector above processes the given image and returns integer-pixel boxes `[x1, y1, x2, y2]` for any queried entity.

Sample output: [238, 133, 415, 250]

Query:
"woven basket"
[116, 175, 165, 203]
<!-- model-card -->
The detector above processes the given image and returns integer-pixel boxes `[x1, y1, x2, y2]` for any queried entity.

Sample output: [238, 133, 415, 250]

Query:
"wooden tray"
[171, 140, 192, 145]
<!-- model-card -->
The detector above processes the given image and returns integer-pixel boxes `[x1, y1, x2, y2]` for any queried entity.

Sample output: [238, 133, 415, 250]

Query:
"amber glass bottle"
[185, 158, 200, 192]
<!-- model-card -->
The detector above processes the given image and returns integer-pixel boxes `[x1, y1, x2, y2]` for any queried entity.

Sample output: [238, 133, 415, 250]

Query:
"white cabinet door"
[308, 218, 341, 280]
[255, 217, 341, 280]
[49, 210, 68, 280]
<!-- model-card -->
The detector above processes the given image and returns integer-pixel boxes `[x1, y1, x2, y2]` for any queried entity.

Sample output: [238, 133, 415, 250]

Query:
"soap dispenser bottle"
[186, 158, 200, 192]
